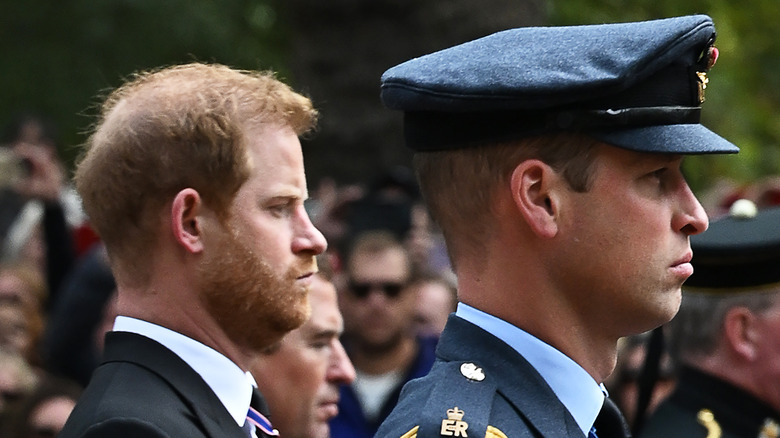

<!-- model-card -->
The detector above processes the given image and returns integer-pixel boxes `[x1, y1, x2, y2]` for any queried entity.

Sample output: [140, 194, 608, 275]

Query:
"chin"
[635, 307, 679, 336]
[309, 423, 330, 438]
[659, 287, 683, 320]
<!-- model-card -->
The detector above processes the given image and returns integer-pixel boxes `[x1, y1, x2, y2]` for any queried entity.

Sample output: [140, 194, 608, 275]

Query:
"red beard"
[197, 223, 316, 352]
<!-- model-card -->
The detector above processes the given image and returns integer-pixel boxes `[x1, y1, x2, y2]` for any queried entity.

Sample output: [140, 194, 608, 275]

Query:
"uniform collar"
[456, 303, 605, 436]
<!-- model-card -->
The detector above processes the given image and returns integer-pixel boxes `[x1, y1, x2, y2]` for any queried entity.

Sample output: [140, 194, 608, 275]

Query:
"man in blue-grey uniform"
[375, 15, 739, 438]
[639, 202, 780, 438]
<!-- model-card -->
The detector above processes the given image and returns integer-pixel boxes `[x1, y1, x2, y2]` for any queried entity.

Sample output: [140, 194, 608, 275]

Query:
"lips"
[670, 251, 694, 278]
[296, 271, 316, 280]
[292, 258, 318, 281]
[316, 399, 339, 420]
[673, 251, 692, 267]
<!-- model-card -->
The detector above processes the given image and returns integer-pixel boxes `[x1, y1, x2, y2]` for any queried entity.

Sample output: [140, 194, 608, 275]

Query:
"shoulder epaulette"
[412, 361, 498, 438]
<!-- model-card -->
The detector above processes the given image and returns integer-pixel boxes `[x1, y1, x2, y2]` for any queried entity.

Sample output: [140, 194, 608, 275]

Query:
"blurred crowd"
[1, 111, 779, 438]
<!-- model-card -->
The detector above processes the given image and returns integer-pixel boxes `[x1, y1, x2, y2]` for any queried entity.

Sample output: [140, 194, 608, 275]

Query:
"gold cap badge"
[696, 45, 719, 104]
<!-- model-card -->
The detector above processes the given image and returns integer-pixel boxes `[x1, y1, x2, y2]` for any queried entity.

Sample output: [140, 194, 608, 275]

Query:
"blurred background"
[1, 4, 778, 435]
[1, 0, 778, 200]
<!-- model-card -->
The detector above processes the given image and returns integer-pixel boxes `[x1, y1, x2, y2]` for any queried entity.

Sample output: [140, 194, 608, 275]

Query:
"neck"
[115, 285, 256, 372]
[457, 260, 619, 383]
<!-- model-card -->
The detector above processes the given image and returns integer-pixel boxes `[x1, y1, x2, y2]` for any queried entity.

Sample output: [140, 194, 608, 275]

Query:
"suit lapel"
[102, 331, 248, 438]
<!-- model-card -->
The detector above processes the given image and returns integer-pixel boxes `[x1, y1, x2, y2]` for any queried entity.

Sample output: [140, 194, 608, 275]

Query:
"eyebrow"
[308, 326, 342, 340]
[627, 152, 682, 168]
[264, 190, 308, 206]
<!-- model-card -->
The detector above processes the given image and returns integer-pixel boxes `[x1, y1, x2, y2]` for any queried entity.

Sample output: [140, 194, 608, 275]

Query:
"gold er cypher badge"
[441, 407, 469, 437]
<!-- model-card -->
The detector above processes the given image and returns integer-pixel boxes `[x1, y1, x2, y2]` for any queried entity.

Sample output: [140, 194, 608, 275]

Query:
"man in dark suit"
[253, 271, 356, 438]
[375, 15, 738, 438]
[58, 63, 328, 437]
[639, 202, 780, 438]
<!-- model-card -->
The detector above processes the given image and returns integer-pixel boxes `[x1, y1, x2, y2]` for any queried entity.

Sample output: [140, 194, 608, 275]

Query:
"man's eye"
[268, 203, 293, 216]
[309, 340, 331, 351]
[648, 168, 669, 183]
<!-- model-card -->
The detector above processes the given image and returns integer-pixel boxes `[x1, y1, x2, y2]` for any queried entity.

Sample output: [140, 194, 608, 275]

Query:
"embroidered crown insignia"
[447, 407, 465, 421]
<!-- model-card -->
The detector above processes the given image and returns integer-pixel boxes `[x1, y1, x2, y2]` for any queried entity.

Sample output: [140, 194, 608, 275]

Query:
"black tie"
[591, 397, 632, 438]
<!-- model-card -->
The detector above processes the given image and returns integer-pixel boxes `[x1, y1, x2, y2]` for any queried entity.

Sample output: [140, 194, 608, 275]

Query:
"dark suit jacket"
[375, 315, 585, 437]
[59, 331, 262, 438]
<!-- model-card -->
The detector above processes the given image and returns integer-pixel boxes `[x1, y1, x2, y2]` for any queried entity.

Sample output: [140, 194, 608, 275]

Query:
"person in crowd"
[409, 272, 457, 338]
[58, 62, 327, 437]
[41, 243, 116, 386]
[2, 374, 82, 438]
[375, 15, 738, 438]
[0, 348, 38, 425]
[0, 264, 47, 367]
[404, 202, 451, 277]
[343, 167, 419, 245]
[0, 113, 83, 307]
[639, 202, 780, 438]
[331, 230, 437, 438]
[0, 264, 47, 311]
[253, 271, 355, 438]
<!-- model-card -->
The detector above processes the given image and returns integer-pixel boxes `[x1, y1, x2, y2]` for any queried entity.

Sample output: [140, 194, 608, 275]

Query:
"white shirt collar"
[456, 303, 605, 437]
[113, 316, 255, 426]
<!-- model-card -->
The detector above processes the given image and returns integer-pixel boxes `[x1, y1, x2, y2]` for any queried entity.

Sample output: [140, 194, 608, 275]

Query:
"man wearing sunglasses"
[330, 230, 438, 438]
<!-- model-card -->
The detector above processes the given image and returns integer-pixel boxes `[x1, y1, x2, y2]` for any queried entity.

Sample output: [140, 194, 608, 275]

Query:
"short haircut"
[667, 288, 779, 363]
[346, 230, 411, 278]
[414, 133, 600, 269]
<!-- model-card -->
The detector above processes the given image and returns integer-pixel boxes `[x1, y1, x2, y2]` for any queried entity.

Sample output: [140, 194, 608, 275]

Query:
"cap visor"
[590, 124, 739, 155]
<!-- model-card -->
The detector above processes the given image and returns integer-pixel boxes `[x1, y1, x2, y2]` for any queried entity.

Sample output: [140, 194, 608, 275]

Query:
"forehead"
[235, 123, 307, 198]
[349, 246, 410, 276]
[300, 278, 342, 331]
[244, 123, 304, 172]
[308, 278, 338, 311]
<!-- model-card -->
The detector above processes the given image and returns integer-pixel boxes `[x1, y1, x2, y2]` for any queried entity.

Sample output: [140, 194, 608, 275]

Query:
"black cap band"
[686, 204, 780, 290]
[404, 106, 701, 151]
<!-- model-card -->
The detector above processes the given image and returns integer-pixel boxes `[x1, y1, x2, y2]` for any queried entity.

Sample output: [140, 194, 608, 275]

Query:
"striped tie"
[245, 390, 279, 437]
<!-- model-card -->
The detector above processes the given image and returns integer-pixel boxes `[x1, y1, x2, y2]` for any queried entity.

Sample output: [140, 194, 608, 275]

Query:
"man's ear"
[171, 188, 205, 254]
[509, 159, 560, 238]
[723, 307, 759, 361]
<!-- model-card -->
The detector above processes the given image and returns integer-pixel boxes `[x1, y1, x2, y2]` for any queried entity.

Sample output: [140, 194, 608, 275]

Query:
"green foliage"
[3, 1, 778, 193]
[549, 0, 780, 192]
[0, 0, 286, 169]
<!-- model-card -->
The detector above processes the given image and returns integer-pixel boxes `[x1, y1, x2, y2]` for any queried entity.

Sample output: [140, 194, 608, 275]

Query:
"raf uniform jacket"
[58, 331, 273, 438]
[330, 336, 438, 438]
[375, 315, 592, 438]
[639, 367, 780, 438]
